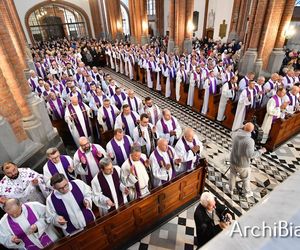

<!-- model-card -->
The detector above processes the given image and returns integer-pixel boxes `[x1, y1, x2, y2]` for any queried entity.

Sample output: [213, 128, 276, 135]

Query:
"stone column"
[174, 0, 186, 52]
[105, 0, 123, 40]
[167, 0, 175, 52]
[228, 0, 242, 41]
[268, 0, 295, 73]
[183, 0, 194, 53]
[140, 0, 149, 45]
[239, 0, 268, 75]
[89, 0, 104, 39]
[156, 0, 164, 36]
[202, 0, 209, 39]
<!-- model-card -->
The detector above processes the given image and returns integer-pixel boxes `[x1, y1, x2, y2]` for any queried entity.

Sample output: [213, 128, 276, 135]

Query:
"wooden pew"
[179, 82, 189, 105]
[206, 94, 221, 121]
[133, 63, 138, 81]
[160, 75, 167, 97]
[192, 88, 204, 112]
[46, 161, 207, 250]
[151, 71, 157, 90]
[222, 100, 237, 130]
[170, 78, 176, 100]
[265, 111, 300, 151]
[138, 67, 145, 84]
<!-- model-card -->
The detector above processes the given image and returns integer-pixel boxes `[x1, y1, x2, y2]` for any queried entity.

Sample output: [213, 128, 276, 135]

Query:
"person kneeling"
[194, 192, 234, 248]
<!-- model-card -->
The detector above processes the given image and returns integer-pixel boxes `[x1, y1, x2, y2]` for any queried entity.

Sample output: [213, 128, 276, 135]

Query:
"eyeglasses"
[57, 183, 69, 191]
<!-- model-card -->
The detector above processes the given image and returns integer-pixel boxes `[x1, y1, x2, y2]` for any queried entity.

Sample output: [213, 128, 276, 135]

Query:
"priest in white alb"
[124, 89, 143, 114]
[73, 137, 107, 185]
[149, 138, 182, 187]
[91, 158, 128, 215]
[261, 88, 288, 144]
[121, 144, 151, 200]
[65, 96, 93, 147]
[43, 147, 75, 188]
[115, 104, 139, 138]
[106, 128, 133, 166]
[175, 127, 203, 173]
[142, 96, 162, 125]
[156, 109, 182, 146]
[201, 70, 218, 115]
[97, 98, 120, 132]
[46, 173, 95, 236]
[0, 199, 60, 249]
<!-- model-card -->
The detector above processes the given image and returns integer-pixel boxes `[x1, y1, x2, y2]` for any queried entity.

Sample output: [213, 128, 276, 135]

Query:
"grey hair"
[46, 147, 58, 157]
[200, 192, 215, 208]
[3, 198, 21, 210]
[130, 143, 141, 154]
[99, 157, 112, 169]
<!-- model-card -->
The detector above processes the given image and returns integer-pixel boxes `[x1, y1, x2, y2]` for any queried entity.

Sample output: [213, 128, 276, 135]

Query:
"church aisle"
[104, 68, 300, 249]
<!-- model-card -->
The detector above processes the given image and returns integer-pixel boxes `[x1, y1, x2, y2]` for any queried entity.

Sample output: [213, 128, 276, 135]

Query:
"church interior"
[0, 0, 300, 249]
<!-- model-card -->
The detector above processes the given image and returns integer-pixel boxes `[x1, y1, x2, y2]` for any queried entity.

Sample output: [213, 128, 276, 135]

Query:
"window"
[296, 0, 300, 6]
[27, 3, 88, 42]
[121, 5, 130, 35]
[147, 0, 156, 16]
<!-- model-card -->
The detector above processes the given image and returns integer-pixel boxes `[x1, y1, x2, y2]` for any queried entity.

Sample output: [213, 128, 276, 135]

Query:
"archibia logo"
[229, 221, 300, 238]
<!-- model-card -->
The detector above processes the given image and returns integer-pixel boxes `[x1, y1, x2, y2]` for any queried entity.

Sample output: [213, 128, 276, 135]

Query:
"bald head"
[184, 127, 195, 142]
[3, 198, 22, 218]
[157, 138, 168, 152]
[70, 96, 78, 105]
[79, 137, 90, 152]
[162, 109, 171, 121]
[244, 122, 254, 133]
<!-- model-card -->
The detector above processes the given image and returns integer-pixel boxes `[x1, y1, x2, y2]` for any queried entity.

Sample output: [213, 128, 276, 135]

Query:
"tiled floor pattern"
[105, 69, 299, 249]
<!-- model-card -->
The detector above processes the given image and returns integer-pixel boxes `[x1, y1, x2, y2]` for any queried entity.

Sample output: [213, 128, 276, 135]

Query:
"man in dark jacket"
[194, 192, 233, 248]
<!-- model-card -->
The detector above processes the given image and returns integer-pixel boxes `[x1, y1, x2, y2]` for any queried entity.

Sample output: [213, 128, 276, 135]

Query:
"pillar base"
[167, 39, 175, 53]
[130, 36, 137, 44]
[254, 59, 263, 76]
[141, 35, 149, 45]
[267, 48, 285, 74]
[116, 32, 123, 41]
[227, 31, 239, 42]
[183, 38, 193, 54]
[239, 48, 258, 76]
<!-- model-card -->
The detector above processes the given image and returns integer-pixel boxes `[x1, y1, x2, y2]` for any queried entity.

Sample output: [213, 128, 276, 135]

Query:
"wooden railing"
[46, 160, 207, 250]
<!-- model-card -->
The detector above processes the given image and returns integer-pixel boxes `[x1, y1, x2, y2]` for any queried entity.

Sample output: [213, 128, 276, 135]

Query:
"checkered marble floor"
[105, 69, 299, 249]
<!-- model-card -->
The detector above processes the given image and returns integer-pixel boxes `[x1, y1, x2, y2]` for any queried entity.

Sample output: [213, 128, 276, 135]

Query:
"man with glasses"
[73, 136, 107, 185]
[46, 173, 95, 236]
[43, 147, 75, 188]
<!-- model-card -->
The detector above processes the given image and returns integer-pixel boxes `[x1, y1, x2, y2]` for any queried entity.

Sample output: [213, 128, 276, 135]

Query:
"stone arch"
[25, 0, 92, 43]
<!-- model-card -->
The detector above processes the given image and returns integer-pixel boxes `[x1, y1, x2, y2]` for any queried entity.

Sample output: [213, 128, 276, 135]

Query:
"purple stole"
[8, 204, 52, 249]
[209, 78, 217, 94]
[97, 169, 124, 211]
[67, 102, 91, 137]
[246, 88, 257, 108]
[181, 137, 198, 170]
[169, 67, 176, 79]
[76, 73, 83, 83]
[110, 136, 131, 166]
[29, 78, 37, 91]
[50, 181, 94, 234]
[272, 95, 281, 122]
[113, 92, 126, 110]
[268, 80, 275, 90]
[36, 85, 44, 94]
[153, 147, 176, 183]
[181, 70, 187, 84]
[121, 112, 137, 136]
[93, 94, 106, 109]
[36, 66, 46, 79]
[160, 117, 176, 134]
[287, 92, 297, 108]
[77, 144, 103, 185]
[109, 85, 115, 96]
[128, 157, 146, 198]
[84, 82, 91, 92]
[226, 71, 234, 82]
[49, 98, 65, 119]
[47, 155, 73, 181]
[69, 91, 83, 102]
[148, 61, 157, 72]
[244, 77, 249, 87]
[53, 84, 64, 94]
[103, 106, 116, 130]
[127, 97, 138, 112]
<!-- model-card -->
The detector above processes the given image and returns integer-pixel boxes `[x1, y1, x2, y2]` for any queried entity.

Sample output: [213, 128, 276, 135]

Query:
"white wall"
[13, 0, 95, 43]
[193, 0, 206, 38]
[207, 0, 234, 42]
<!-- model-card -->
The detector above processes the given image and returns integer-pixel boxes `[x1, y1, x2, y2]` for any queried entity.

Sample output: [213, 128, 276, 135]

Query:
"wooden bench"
[46, 160, 207, 250]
